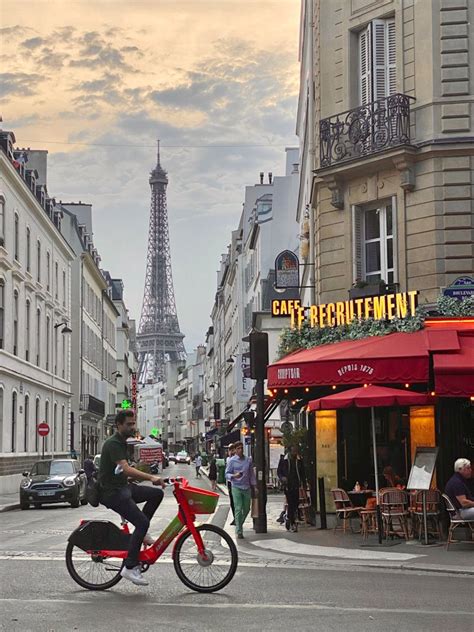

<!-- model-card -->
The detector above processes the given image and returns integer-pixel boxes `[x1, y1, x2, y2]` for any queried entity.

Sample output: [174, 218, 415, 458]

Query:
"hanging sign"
[131, 372, 137, 411]
[275, 250, 299, 289]
[443, 276, 474, 300]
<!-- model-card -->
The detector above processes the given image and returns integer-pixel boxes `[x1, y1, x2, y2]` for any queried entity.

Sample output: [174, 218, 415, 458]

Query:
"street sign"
[150, 427, 160, 438]
[275, 250, 299, 289]
[37, 423, 50, 437]
[121, 399, 132, 409]
[280, 421, 293, 433]
[443, 276, 474, 300]
[131, 372, 137, 411]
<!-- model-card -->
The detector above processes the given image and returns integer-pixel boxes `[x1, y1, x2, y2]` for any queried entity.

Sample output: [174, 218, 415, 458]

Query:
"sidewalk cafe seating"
[411, 489, 442, 541]
[442, 493, 474, 550]
[380, 488, 410, 541]
[360, 507, 378, 539]
[331, 488, 361, 534]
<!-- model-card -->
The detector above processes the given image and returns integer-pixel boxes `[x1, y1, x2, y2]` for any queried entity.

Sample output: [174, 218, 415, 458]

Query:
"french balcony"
[80, 394, 105, 418]
[319, 94, 414, 169]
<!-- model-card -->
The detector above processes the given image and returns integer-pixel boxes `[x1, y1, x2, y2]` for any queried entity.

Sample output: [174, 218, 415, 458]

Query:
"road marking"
[251, 538, 424, 561]
[0, 598, 471, 617]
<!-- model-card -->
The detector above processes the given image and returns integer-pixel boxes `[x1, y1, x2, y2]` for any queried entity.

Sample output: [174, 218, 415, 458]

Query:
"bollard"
[318, 477, 327, 530]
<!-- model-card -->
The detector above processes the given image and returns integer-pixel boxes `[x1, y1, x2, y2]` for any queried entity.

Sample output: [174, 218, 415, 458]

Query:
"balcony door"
[359, 18, 396, 105]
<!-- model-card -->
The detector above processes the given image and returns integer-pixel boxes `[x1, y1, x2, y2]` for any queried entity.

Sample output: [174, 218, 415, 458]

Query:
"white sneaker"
[120, 565, 149, 586]
[143, 533, 155, 546]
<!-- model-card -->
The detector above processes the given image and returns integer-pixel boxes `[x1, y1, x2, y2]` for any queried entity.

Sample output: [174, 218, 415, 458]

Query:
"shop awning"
[433, 333, 474, 397]
[308, 385, 432, 411]
[267, 331, 430, 388]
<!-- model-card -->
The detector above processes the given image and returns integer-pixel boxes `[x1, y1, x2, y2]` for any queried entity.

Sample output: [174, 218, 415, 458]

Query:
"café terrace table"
[348, 490, 375, 508]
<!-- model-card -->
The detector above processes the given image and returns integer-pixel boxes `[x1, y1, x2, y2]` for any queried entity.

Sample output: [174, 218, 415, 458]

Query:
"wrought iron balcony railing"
[319, 94, 413, 168]
[80, 394, 105, 418]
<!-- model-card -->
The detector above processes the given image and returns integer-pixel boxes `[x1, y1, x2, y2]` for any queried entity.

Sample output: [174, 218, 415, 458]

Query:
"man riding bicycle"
[98, 409, 165, 586]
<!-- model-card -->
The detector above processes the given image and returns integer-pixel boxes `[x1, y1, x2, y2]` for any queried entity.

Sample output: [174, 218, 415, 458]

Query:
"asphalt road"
[1, 463, 472, 632]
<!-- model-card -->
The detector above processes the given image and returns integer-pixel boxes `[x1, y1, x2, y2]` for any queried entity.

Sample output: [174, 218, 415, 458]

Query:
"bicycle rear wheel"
[65, 542, 123, 591]
[173, 524, 238, 593]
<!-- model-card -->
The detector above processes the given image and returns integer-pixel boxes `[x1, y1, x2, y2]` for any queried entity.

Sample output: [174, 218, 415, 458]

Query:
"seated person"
[445, 458, 474, 520]
[382, 465, 405, 489]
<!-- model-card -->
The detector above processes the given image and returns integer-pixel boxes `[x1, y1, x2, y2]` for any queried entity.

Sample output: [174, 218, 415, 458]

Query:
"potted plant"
[349, 279, 387, 299]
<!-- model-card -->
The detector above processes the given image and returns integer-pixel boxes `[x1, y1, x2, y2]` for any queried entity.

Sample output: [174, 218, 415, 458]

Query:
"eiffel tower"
[137, 141, 186, 383]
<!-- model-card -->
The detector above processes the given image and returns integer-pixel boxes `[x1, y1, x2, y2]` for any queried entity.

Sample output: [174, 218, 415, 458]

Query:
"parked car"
[168, 452, 176, 463]
[19, 459, 87, 509]
[176, 451, 191, 464]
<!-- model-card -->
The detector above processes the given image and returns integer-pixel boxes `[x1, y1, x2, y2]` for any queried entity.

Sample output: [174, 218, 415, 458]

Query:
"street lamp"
[112, 370, 123, 379]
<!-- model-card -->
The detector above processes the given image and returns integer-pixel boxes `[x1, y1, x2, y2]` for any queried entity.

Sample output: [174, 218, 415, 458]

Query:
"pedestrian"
[98, 410, 165, 587]
[83, 455, 97, 481]
[209, 457, 218, 491]
[277, 445, 306, 532]
[194, 453, 202, 478]
[226, 443, 236, 526]
[225, 441, 256, 539]
[445, 458, 474, 520]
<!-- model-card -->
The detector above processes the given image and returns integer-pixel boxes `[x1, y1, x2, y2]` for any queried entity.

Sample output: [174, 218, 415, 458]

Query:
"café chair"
[379, 488, 410, 541]
[331, 488, 361, 534]
[442, 493, 474, 550]
[412, 490, 442, 540]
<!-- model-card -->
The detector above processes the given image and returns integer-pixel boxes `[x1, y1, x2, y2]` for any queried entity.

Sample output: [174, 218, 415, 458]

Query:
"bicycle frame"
[88, 478, 207, 564]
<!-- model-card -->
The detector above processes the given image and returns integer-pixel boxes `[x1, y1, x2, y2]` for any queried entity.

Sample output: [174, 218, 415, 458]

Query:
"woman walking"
[208, 457, 218, 491]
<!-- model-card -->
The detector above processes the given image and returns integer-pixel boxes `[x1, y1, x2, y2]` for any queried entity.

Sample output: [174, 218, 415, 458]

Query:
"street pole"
[254, 375, 267, 533]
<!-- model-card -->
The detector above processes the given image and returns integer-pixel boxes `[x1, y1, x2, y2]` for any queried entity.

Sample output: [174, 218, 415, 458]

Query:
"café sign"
[272, 290, 419, 329]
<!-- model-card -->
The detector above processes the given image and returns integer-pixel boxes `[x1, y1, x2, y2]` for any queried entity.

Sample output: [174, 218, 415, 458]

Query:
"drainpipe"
[308, 0, 316, 306]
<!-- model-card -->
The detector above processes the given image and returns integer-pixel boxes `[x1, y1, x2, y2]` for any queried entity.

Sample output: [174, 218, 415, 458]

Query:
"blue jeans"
[101, 484, 164, 568]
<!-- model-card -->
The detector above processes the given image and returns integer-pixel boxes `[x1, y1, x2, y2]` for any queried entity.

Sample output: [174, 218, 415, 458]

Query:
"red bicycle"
[65, 477, 238, 593]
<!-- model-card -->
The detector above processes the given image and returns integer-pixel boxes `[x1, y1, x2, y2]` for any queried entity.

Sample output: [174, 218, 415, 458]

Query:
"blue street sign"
[443, 276, 474, 300]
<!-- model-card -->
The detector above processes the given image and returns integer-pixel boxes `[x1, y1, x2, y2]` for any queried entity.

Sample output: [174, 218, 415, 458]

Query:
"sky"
[1, 0, 301, 351]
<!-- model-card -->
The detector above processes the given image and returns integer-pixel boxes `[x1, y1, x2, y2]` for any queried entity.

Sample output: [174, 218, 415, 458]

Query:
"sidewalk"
[229, 494, 474, 576]
[0, 491, 20, 512]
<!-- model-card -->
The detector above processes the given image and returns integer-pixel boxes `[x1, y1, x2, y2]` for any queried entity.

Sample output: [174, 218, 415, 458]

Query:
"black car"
[20, 459, 87, 509]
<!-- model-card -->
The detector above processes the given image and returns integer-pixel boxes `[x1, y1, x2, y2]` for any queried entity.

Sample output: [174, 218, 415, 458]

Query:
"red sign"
[131, 372, 137, 411]
[37, 423, 50, 437]
[139, 446, 163, 465]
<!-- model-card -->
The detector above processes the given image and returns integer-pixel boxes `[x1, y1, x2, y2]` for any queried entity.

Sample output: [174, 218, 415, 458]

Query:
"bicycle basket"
[181, 485, 219, 514]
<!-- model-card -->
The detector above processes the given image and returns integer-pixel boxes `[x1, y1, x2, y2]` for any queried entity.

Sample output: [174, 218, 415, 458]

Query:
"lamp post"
[52, 321, 72, 458]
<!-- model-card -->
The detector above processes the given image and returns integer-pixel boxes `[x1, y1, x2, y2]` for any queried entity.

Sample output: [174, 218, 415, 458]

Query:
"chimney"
[259, 172, 264, 184]
[268, 172, 273, 184]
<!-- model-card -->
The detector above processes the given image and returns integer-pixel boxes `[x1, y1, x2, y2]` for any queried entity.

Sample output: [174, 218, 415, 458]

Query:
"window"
[62, 270, 66, 306]
[46, 252, 51, 292]
[54, 324, 58, 374]
[0, 197, 5, 246]
[45, 400, 49, 452]
[352, 201, 396, 284]
[62, 332, 66, 378]
[53, 403, 57, 452]
[359, 18, 396, 105]
[25, 300, 30, 361]
[14, 213, 19, 261]
[35, 398, 40, 452]
[46, 315, 51, 371]
[0, 387, 3, 452]
[24, 395, 29, 452]
[61, 405, 66, 452]
[26, 227, 31, 272]
[55, 262, 58, 299]
[0, 279, 4, 349]
[37, 240, 41, 283]
[36, 308, 41, 366]
[11, 391, 17, 452]
[13, 289, 19, 355]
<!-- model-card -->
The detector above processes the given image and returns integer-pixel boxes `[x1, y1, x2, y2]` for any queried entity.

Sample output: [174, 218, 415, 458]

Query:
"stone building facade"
[299, 0, 473, 307]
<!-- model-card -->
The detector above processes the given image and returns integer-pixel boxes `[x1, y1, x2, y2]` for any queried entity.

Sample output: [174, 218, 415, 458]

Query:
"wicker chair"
[412, 490, 442, 540]
[442, 493, 474, 550]
[379, 488, 410, 540]
[331, 488, 361, 534]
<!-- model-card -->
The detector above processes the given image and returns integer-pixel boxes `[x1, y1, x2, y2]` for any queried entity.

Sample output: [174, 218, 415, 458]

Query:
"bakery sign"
[272, 290, 419, 330]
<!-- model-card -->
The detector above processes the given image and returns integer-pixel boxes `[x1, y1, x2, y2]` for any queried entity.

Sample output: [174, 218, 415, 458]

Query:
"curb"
[0, 502, 20, 513]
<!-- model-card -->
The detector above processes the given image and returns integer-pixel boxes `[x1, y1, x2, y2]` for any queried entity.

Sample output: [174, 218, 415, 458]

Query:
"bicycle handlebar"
[163, 476, 187, 486]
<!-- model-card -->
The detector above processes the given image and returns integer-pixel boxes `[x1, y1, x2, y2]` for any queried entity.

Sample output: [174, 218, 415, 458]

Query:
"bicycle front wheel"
[65, 542, 123, 591]
[173, 524, 238, 593]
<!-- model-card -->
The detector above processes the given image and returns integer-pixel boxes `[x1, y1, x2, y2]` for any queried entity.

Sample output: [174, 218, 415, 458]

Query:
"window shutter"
[372, 19, 387, 101]
[359, 24, 372, 105]
[387, 19, 396, 95]
[351, 206, 363, 283]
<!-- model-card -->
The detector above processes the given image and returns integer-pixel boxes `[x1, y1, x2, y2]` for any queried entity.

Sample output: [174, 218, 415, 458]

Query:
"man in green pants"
[225, 441, 256, 539]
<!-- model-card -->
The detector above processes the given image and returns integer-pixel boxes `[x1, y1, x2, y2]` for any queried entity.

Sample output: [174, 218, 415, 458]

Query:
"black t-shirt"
[98, 432, 128, 496]
[445, 472, 474, 510]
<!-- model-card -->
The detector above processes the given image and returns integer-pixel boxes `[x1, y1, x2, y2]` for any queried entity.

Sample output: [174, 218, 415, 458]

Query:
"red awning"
[267, 331, 430, 388]
[308, 385, 432, 411]
[433, 333, 474, 397]
[268, 320, 474, 397]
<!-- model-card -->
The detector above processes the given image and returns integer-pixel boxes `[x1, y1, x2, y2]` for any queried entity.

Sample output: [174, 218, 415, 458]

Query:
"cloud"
[22, 36, 46, 49]
[0, 72, 44, 98]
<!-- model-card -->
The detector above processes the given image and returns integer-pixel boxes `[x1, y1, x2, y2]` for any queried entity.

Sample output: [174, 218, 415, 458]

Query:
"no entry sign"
[37, 423, 50, 437]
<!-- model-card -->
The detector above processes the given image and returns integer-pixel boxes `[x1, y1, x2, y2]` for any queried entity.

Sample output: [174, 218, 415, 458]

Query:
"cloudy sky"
[1, 0, 300, 351]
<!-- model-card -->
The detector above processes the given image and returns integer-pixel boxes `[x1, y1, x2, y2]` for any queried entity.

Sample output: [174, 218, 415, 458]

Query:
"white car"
[176, 451, 191, 464]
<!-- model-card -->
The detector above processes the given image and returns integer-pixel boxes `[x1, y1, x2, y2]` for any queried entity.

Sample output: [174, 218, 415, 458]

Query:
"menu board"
[407, 447, 438, 490]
